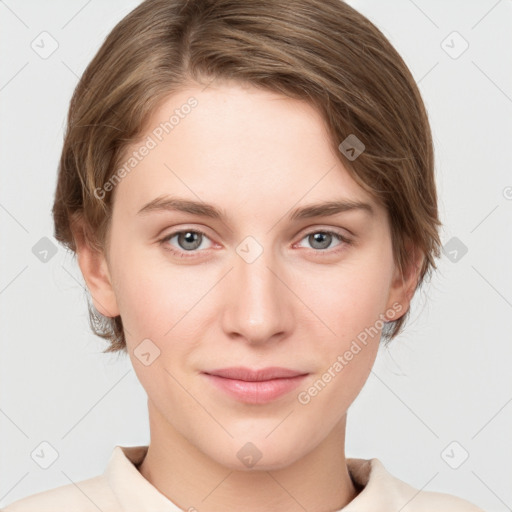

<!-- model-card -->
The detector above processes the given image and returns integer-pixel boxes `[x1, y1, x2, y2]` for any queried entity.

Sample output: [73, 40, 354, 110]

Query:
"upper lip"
[204, 367, 308, 381]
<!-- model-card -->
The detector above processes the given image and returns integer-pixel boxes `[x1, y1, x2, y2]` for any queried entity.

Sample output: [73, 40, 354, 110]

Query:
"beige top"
[2, 445, 485, 511]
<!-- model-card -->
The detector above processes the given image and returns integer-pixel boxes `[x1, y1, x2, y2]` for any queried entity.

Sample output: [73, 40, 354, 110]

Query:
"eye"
[295, 229, 352, 253]
[159, 229, 213, 257]
[159, 227, 352, 259]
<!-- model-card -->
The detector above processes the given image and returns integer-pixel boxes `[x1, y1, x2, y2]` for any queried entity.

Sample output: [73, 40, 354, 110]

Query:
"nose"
[220, 242, 295, 345]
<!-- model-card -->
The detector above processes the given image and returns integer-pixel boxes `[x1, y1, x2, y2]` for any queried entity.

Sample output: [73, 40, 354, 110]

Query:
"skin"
[75, 80, 422, 512]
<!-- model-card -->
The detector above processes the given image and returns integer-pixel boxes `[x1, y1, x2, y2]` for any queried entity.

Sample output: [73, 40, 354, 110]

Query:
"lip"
[202, 366, 309, 404]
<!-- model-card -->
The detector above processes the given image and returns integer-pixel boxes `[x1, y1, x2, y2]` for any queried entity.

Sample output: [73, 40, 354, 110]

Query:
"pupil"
[312, 232, 330, 249]
[181, 231, 200, 250]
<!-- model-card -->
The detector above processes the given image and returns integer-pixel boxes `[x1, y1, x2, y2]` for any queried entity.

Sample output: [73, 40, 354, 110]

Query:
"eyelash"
[158, 228, 352, 259]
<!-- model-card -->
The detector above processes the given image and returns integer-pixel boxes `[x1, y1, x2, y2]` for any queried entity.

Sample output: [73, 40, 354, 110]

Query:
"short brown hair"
[53, 0, 442, 354]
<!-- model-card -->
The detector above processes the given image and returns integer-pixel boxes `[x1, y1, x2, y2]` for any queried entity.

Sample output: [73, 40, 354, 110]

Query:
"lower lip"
[203, 373, 308, 404]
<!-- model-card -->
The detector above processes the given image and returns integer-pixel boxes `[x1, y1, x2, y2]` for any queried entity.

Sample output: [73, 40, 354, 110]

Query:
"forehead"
[111, 81, 379, 220]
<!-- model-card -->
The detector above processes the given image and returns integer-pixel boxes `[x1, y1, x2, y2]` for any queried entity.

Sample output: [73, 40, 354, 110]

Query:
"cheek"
[303, 248, 394, 339]
[295, 241, 394, 396]
[111, 258, 200, 399]
[111, 248, 217, 354]
[295, 271, 389, 421]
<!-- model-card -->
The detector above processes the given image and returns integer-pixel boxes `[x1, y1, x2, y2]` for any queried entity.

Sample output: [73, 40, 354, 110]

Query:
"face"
[85, 80, 412, 471]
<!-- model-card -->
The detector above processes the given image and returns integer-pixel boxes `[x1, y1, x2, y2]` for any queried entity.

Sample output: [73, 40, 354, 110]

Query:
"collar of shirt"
[105, 445, 412, 511]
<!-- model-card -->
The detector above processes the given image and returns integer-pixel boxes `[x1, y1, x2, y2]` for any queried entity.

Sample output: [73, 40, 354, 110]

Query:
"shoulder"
[346, 458, 486, 511]
[407, 488, 486, 511]
[370, 459, 486, 512]
[1, 474, 119, 512]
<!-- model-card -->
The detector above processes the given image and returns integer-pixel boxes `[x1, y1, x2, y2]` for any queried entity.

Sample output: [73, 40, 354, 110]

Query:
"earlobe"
[72, 219, 120, 318]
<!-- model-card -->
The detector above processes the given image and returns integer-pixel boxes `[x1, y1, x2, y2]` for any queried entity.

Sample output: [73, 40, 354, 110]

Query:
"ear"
[71, 218, 120, 318]
[384, 240, 424, 321]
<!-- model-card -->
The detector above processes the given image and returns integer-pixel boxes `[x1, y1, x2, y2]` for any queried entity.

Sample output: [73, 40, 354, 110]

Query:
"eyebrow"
[137, 195, 374, 221]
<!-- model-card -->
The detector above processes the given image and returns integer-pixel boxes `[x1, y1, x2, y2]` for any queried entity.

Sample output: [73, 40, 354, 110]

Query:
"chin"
[203, 435, 305, 472]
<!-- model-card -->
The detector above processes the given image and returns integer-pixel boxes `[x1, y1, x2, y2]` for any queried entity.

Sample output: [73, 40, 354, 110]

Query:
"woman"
[3, 0, 485, 510]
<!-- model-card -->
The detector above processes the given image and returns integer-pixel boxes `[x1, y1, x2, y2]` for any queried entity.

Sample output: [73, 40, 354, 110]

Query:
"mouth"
[202, 367, 309, 404]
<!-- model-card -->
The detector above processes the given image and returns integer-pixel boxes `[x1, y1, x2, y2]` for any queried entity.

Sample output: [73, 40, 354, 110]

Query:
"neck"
[138, 400, 359, 512]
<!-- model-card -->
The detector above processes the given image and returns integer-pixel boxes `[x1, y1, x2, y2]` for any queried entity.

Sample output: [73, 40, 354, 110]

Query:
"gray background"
[1, 0, 511, 510]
